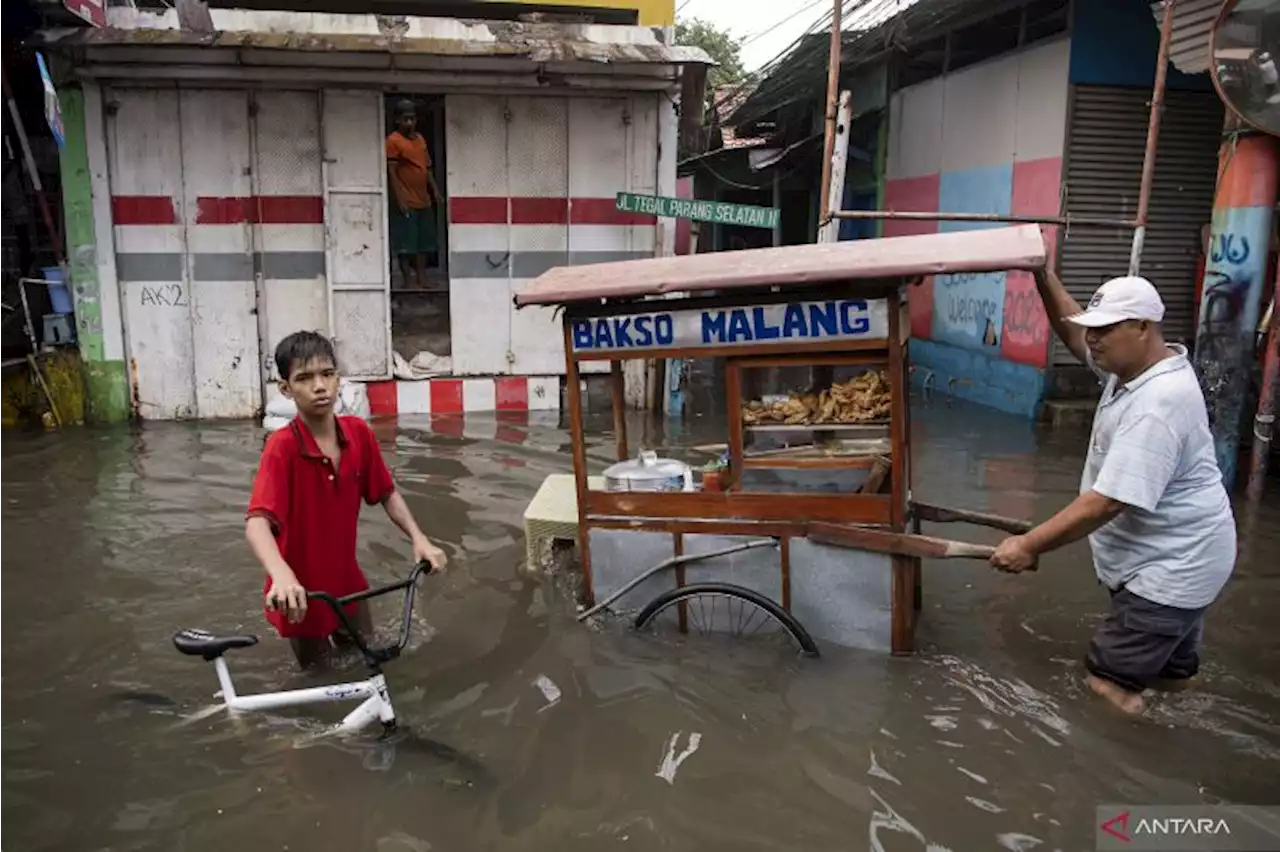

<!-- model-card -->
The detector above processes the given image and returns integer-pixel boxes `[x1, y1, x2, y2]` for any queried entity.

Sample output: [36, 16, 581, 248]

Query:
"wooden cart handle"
[908, 500, 1033, 535]
[807, 522, 1036, 570]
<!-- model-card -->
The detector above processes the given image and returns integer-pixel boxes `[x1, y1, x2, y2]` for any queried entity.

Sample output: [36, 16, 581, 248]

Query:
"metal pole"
[1129, 0, 1176, 276]
[772, 171, 783, 248]
[817, 0, 843, 239]
[818, 90, 853, 244]
[1246, 290, 1277, 502]
[1193, 128, 1278, 491]
[829, 209, 1135, 227]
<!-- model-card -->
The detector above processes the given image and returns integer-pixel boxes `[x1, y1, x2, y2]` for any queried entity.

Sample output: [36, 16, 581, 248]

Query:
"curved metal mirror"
[1212, 0, 1280, 135]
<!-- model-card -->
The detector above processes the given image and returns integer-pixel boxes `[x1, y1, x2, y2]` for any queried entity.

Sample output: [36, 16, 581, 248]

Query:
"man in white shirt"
[990, 270, 1237, 715]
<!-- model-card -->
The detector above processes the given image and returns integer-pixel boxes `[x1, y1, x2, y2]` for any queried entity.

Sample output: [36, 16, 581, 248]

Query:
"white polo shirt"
[1081, 344, 1236, 609]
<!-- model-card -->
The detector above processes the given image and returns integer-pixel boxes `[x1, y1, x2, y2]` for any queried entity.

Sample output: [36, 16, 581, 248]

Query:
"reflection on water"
[3, 400, 1279, 851]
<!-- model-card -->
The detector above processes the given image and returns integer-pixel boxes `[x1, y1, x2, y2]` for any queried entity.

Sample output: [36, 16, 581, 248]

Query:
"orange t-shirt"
[386, 131, 432, 210]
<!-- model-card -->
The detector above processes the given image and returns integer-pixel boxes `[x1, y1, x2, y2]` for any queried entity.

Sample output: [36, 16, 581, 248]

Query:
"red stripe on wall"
[450, 197, 508, 225]
[258, 196, 325, 224]
[196, 196, 325, 225]
[196, 197, 254, 225]
[512, 197, 568, 225]
[571, 198, 656, 226]
[430, 379, 464, 415]
[366, 381, 399, 417]
[495, 376, 529, 411]
[112, 195, 178, 226]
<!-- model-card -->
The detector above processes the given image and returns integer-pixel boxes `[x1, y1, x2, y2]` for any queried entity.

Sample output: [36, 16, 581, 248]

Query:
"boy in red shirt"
[246, 331, 446, 668]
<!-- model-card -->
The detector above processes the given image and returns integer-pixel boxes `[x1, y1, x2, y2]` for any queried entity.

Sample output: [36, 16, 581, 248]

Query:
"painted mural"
[885, 37, 1068, 377]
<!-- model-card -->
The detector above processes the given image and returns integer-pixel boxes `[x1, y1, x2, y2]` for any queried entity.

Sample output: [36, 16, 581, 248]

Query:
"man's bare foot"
[1085, 673, 1146, 715]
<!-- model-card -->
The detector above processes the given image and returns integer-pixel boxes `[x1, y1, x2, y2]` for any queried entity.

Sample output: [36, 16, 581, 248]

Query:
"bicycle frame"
[175, 562, 430, 735]
[212, 657, 397, 733]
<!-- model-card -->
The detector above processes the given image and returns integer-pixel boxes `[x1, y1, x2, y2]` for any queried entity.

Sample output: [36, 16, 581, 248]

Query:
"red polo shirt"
[247, 415, 396, 639]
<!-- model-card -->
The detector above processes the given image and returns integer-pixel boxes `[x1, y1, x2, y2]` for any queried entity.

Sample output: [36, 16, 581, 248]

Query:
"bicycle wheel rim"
[632, 582, 819, 657]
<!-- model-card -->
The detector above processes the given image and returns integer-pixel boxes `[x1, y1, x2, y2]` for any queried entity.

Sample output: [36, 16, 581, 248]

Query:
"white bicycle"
[173, 562, 432, 735]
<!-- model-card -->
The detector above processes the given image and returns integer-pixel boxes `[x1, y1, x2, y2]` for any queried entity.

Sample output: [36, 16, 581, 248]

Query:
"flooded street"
[4, 400, 1279, 851]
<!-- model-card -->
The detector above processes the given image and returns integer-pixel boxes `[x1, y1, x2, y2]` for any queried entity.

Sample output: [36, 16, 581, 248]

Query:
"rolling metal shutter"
[1056, 84, 1222, 366]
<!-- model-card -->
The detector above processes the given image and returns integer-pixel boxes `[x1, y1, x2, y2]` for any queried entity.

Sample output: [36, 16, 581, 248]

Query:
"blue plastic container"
[42, 266, 73, 315]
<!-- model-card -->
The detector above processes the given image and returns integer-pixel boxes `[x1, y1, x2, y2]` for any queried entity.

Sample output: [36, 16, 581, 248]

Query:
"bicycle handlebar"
[303, 560, 433, 666]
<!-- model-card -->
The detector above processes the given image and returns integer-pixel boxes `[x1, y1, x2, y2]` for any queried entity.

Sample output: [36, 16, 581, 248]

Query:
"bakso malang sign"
[570, 299, 889, 354]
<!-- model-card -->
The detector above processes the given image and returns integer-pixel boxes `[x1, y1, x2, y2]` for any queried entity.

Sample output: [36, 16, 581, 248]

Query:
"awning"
[33, 7, 711, 90]
[1149, 0, 1223, 75]
[515, 224, 1047, 306]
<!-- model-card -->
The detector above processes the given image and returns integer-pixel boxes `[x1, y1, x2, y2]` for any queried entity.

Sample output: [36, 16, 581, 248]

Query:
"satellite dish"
[1211, 0, 1280, 135]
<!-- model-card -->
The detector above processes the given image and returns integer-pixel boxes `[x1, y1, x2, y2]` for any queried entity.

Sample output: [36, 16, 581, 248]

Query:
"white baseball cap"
[1066, 276, 1165, 328]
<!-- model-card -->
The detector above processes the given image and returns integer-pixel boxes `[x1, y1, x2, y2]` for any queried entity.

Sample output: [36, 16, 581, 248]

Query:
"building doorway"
[384, 93, 450, 371]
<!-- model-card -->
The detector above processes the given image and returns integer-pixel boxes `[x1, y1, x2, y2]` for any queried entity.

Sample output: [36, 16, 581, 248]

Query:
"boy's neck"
[298, 409, 336, 438]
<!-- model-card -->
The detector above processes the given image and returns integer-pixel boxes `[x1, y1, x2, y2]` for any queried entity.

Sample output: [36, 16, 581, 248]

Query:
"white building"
[40, 6, 709, 420]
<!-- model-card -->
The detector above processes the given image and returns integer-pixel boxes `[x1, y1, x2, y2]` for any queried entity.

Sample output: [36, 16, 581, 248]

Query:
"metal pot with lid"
[603, 450, 693, 492]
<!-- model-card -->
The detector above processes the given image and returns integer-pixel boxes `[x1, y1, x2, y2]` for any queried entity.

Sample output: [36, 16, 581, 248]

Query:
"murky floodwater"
[4, 400, 1279, 851]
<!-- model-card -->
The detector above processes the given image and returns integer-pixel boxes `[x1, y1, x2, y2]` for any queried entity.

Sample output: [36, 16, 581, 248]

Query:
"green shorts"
[390, 207, 438, 256]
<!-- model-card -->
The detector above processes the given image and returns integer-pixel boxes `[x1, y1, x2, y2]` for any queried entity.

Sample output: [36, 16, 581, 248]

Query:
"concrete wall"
[884, 38, 1069, 418]
[60, 86, 129, 423]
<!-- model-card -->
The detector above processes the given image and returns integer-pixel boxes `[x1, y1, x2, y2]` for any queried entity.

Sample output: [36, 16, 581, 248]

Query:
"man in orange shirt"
[386, 99, 443, 290]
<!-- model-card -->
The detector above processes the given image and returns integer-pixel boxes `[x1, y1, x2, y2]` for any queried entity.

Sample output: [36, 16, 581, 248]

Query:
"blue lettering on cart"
[573, 314, 673, 350]
[752, 306, 781, 339]
[572, 300, 871, 350]
[702, 300, 869, 344]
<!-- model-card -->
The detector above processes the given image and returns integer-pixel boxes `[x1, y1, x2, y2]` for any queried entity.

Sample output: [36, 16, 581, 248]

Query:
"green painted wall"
[59, 87, 129, 423]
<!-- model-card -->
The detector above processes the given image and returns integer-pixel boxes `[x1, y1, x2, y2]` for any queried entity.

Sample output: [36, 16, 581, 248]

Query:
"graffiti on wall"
[1000, 271, 1051, 367]
[932, 271, 1006, 351]
[1193, 221, 1265, 468]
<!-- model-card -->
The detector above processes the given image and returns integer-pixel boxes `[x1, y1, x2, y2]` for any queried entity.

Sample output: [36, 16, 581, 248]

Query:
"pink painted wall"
[884, 38, 1069, 370]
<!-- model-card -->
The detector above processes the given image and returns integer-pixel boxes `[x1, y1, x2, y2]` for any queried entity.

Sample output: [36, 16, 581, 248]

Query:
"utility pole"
[1192, 121, 1278, 491]
[817, 0, 843, 241]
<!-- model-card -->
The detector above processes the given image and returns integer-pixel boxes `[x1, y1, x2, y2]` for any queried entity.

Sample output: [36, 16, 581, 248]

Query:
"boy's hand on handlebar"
[266, 574, 308, 623]
[413, 536, 448, 574]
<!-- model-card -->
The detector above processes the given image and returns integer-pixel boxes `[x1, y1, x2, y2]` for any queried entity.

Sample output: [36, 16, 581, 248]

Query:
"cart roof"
[515, 224, 1047, 307]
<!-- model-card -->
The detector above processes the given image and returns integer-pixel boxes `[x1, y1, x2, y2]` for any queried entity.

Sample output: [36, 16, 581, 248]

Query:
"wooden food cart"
[514, 225, 1046, 656]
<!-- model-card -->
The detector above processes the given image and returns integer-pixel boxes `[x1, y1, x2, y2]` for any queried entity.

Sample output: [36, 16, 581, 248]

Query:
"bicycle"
[172, 561, 432, 735]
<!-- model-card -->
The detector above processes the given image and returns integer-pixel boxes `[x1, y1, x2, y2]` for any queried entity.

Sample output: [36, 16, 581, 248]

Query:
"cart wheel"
[632, 582, 819, 657]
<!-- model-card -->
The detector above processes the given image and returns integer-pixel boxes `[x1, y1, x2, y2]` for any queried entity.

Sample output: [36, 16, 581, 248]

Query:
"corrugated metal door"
[252, 90, 327, 383]
[108, 87, 261, 420]
[445, 94, 659, 377]
[508, 97, 570, 377]
[108, 88, 195, 419]
[1056, 85, 1222, 365]
[445, 94, 511, 375]
[322, 89, 391, 379]
[180, 89, 261, 418]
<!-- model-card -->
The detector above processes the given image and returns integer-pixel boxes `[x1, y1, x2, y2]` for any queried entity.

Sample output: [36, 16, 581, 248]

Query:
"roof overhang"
[515, 224, 1047, 306]
[1150, 0, 1224, 75]
[33, 7, 711, 92]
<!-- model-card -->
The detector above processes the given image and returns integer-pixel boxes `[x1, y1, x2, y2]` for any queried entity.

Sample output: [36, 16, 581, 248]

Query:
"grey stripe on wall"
[117, 252, 326, 282]
[117, 253, 183, 282]
[449, 250, 654, 279]
[117, 249, 641, 282]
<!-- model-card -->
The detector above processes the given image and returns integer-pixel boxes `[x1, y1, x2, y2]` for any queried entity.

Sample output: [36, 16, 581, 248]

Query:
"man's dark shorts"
[391, 206, 438, 256]
[1085, 587, 1206, 693]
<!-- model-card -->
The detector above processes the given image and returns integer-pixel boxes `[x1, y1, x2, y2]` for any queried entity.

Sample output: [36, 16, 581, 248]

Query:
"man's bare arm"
[1034, 267, 1088, 364]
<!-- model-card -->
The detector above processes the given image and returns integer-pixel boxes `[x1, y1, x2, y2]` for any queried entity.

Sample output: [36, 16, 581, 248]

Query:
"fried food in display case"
[740, 370, 891, 427]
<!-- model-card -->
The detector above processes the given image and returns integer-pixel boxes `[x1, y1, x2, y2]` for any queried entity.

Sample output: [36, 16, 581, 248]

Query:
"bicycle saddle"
[173, 629, 259, 660]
